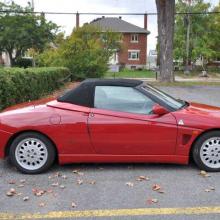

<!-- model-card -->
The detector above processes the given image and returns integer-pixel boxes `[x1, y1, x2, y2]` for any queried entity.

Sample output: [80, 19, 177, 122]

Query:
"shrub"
[15, 57, 33, 68]
[0, 67, 70, 110]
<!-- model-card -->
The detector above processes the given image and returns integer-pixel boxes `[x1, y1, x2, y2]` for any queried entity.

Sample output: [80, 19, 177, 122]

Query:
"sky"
[1, 0, 219, 53]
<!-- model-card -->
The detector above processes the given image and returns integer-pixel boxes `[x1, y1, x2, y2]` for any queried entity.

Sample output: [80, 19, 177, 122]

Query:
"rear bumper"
[0, 130, 12, 158]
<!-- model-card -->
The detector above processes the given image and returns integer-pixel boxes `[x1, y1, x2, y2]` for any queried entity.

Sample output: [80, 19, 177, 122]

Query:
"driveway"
[0, 86, 220, 220]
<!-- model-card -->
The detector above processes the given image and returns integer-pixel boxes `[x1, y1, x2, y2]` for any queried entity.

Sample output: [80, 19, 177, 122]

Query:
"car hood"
[186, 102, 220, 114]
[173, 102, 220, 130]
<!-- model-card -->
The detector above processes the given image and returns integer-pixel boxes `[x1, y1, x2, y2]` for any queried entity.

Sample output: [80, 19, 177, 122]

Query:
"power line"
[0, 10, 219, 15]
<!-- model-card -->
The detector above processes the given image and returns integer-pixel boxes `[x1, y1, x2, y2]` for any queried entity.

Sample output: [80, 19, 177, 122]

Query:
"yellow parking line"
[1, 206, 220, 219]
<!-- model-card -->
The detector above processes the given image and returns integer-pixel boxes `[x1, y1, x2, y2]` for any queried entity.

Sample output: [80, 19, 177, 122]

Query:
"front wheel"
[9, 132, 56, 174]
[192, 131, 220, 172]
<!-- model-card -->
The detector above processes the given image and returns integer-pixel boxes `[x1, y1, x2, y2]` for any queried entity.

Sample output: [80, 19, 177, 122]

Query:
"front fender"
[0, 129, 13, 158]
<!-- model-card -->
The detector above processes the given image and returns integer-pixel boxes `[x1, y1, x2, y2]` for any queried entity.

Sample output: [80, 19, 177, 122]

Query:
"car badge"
[178, 119, 184, 125]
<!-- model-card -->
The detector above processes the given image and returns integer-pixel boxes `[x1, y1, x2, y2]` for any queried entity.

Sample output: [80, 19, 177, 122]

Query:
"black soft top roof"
[82, 78, 142, 87]
[57, 78, 143, 107]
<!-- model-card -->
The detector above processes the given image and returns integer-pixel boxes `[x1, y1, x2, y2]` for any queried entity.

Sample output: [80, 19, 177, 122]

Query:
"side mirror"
[152, 104, 169, 116]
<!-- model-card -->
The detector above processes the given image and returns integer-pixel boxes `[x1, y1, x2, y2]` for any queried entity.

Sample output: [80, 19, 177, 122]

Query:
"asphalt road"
[0, 86, 220, 220]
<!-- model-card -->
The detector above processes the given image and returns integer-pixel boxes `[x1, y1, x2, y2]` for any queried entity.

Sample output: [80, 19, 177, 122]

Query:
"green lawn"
[105, 69, 156, 79]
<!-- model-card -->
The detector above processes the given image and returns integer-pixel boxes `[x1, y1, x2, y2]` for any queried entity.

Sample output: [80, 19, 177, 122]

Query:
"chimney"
[76, 12, 80, 28]
[144, 13, 148, 29]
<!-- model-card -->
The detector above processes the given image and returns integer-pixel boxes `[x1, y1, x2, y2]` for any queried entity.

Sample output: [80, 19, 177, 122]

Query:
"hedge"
[0, 67, 71, 110]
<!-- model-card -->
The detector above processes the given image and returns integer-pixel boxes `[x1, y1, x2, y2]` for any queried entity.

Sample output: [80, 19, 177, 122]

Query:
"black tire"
[9, 132, 56, 174]
[192, 131, 220, 172]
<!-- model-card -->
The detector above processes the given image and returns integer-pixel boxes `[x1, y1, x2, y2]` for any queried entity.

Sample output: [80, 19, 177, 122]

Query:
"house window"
[128, 50, 140, 60]
[131, 34, 139, 43]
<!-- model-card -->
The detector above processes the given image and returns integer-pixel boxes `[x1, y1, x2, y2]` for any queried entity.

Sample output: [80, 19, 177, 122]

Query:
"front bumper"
[0, 130, 13, 158]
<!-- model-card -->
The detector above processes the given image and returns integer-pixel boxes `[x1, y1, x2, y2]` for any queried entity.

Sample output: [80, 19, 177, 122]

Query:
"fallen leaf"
[36, 191, 45, 196]
[72, 169, 80, 174]
[136, 176, 150, 181]
[62, 175, 67, 179]
[71, 202, 77, 208]
[54, 172, 61, 177]
[10, 188, 16, 194]
[152, 184, 161, 191]
[23, 196, 29, 201]
[88, 181, 96, 185]
[73, 169, 84, 176]
[200, 170, 210, 177]
[59, 185, 65, 189]
[18, 184, 25, 188]
[20, 179, 26, 183]
[151, 198, 158, 203]
[47, 189, 53, 193]
[51, 182, 59, 187]
[77, 179, 83, 185]
[147, 198, 158, 204]
[17, 193, 22, 196]
[6, 188, 16, 197]
[126, 182, 134, 187]
[52, 193, 57, 197]
[200, 170, 206, 175]
[32, 189, 45, 196]
[8, 180, 16, 184]
[205, 186, 215, 192]
[39, 202, 46, 207]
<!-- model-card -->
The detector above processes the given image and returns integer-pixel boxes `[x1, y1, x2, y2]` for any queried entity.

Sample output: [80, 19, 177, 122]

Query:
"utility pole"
[184, 0, 191, 74]
[31, 0, 34, 11]
[76, 12, 80, 28]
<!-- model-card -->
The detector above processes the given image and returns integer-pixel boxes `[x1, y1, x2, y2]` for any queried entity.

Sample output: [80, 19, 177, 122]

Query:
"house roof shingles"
[90, 17, 150, 34]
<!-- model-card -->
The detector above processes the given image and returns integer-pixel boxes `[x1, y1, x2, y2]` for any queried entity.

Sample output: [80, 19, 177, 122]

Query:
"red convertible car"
[1, 79, 220, 174]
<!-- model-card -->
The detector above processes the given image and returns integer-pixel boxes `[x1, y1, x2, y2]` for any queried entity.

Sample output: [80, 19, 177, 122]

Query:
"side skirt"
[59, 154, 188, 165]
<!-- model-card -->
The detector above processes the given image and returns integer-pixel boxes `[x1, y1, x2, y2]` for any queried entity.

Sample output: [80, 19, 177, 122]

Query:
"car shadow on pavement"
[1, 157, 198, 175]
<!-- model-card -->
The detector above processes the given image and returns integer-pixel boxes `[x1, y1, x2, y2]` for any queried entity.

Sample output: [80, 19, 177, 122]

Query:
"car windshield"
[142, 84, 187, 110]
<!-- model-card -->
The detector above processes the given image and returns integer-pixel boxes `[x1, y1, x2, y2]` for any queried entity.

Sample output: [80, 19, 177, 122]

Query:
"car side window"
[94, 86, 155, 114]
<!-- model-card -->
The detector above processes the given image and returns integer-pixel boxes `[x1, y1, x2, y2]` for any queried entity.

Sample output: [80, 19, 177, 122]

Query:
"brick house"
[90, 16, 150, 70]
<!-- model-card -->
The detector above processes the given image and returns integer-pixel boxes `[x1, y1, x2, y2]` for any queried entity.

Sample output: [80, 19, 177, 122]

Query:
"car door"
[88, 86, 178, 155]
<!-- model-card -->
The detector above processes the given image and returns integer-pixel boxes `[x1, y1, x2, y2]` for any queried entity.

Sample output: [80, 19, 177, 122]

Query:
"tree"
[37, 25, 121, 79]
[0, 2, 58, 66]
[209, 2, 220, 61]
[174, 0, 216, 71]
[156, 0, 175, 82]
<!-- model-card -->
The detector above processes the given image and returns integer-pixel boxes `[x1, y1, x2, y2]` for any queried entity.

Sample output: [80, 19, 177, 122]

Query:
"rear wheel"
[9, 132, 56, 174]
[193, 131, 220, 172]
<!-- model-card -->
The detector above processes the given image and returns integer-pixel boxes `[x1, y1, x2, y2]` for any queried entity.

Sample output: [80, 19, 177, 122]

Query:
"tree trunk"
[156, 0, 175, 82]
[8, 50, 15, 66]
[0, 52, 4, 65]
